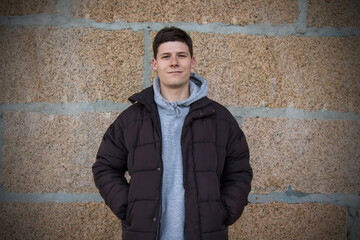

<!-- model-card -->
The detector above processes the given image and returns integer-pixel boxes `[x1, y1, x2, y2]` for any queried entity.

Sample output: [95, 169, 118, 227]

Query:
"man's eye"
[179, 55, 186, 58]
[162, 56, 169, 59]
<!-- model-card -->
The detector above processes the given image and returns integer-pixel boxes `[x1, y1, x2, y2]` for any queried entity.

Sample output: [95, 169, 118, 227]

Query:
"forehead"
[157, 41, 190, 54]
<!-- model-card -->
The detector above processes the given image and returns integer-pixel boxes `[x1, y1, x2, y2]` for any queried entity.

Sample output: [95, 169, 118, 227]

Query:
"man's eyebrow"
[159, 51, 189, 55]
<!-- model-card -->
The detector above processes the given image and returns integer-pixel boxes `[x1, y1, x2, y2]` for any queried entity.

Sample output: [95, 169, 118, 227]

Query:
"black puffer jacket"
[93, 86, 252, 240]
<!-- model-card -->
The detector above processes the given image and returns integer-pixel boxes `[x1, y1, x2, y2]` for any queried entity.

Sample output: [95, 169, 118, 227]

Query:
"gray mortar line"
[228, 106, 360, 121]
[1, 15, 359, 37]
[159, 22, 297, 36]
[1, 187, 359, 208]
[56, 0, 72, 17]
[294, 0, 307, 34]
[234, 116, 244, 128]
[0, 103, 359, 121]
[248, 186, 360, 209]
[0, 102, 131, 115]
[0, 113, 4, 189]
[0, 189, 103, 202]
[0, 15, 142, 31]
[347, 208, 359, 240]
[142, 28, 153, 89]
[306, 27, 360, 37]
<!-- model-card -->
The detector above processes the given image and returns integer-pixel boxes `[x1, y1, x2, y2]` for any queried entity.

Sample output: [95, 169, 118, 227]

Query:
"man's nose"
[170, 56, 179, 66]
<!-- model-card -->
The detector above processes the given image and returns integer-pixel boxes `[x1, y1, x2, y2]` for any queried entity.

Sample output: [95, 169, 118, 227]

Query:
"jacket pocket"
[218, 200, 229, 226]
[125, 202, 135, 226]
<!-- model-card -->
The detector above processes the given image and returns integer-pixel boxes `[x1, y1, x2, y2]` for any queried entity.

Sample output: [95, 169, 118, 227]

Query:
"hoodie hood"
[153, 72, 209, 117]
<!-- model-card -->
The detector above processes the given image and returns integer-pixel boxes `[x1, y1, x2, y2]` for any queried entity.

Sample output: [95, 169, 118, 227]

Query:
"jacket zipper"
[134, 97, 214, 240]
[156, 156, 163, 240]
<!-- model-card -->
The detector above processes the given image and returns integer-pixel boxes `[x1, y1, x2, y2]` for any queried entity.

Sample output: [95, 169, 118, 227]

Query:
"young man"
[93, 27, 253, 240]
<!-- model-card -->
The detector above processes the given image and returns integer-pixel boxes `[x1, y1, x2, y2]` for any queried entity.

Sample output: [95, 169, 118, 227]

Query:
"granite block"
[308, 0, 360, 27]
[0, 202, 122, 240]
[0, 0, 56, 16]
[242, 117, 360, 194]
[189, 33, 360, 113]
[229, 203, 347, 240]
[0, 27, 143, 103]
[72, 0, 297, 25]
[1, 111, 121, 193]
[0, 202, 348, 240]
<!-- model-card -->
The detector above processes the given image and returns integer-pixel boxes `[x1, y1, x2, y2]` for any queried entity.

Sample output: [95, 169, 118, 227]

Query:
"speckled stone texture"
[0, 0, 56, 15]
[229, 203, 347, 240]
[0, 27, 143, 104]
[190, 33, 360, 113]
[72, 0, 297, 25]
[308, 0, 360, 27]
[0, 202, 122, 240]
[1, 112, 121, 193]
[242, 117, 360, 194]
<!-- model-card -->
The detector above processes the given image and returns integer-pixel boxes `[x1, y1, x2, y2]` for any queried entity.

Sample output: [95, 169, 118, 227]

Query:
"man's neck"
[160, 84, 190, 102]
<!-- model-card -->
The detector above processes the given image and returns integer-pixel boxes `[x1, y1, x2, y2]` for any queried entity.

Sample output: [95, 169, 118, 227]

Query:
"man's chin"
[162, 81, 189, 90]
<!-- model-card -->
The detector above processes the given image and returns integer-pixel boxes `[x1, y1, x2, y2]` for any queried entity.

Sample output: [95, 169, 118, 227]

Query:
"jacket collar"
[128, 86, 156, 112]
[129, 86, 215, 121]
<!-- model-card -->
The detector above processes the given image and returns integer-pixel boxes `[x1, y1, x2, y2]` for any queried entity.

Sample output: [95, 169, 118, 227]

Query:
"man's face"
[152, 41, 195, 92]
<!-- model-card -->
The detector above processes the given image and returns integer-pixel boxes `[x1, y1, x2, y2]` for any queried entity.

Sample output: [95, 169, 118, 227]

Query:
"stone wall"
[0, 0, 359, 239]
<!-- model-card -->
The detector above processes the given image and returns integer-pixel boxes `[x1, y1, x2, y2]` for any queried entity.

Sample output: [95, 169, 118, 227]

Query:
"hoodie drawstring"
[174, 105, 182, 118]
[169, 102, 183, 118]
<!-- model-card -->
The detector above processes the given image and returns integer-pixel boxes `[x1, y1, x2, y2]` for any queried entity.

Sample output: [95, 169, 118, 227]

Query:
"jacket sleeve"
[92, 117, 129, 220]
[220, 122, 253, 226]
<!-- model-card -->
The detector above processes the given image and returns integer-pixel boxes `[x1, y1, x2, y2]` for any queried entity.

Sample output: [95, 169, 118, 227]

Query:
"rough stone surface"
[72, 0, 297, 25]
[308, 0, 360, 27]
[0, 202, 348, 240]
[229, 203, 347, 239]
[1, 111, 120, 193]
[190, 33, 360, 113]
[0, 202, 122, 240]
[0, 0, 56, 15]
[0, 27, 143, 104]
[242, 117, 360, 194]
[0, 2, 358, 240]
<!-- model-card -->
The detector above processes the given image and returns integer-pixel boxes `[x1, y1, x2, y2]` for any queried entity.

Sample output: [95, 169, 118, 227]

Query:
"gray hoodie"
[153, 72, 209, 240]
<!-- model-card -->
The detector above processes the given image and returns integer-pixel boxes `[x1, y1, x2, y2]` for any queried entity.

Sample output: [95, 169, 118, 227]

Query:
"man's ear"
[191, 56, 196, 69]
[152, 58, 157, 71]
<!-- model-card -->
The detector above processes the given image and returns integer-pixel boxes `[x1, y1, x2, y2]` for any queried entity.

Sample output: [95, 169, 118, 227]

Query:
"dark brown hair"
[152, 26, 193, 59]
